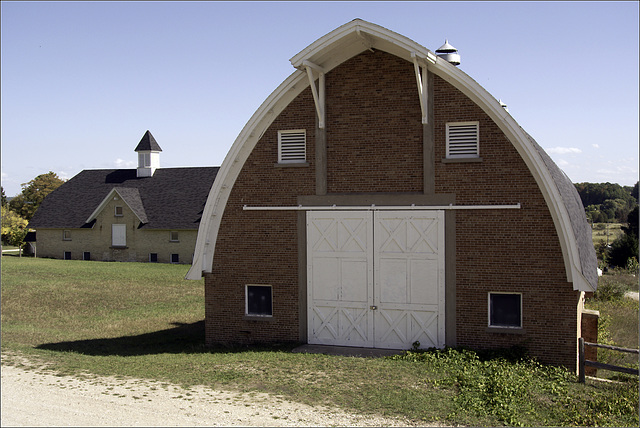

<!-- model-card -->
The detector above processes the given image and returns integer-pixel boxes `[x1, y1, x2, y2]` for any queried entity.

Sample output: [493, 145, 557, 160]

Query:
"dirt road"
[1, 362, 419, 427]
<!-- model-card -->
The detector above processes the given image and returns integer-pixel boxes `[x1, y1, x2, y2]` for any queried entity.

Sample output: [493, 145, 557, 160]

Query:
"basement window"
[83, 252, 91, 261]
[63, 251, 71, 260]
[149, 253, 158, 263]
[246, 285, 273, 317]
[446, 122, 480, 159]
[171, 253, 179, 264]
[278, 130, 306, 164]
[488, 292, 522, 328]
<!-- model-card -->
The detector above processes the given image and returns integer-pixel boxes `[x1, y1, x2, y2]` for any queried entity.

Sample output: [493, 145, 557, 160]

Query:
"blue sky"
[1, 1, 638, 197]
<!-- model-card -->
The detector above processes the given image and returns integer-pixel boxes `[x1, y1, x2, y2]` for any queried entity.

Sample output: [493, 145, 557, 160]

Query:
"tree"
[607, 233, 638, 268]
[9, 172, 65, 221]
[1, 186, 6, 208]
[1, 206, 29, 255]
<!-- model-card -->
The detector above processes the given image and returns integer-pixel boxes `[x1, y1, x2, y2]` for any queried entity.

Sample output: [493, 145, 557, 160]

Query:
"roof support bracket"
[303, 60, 325, 129]
[412, 52, 429, 124]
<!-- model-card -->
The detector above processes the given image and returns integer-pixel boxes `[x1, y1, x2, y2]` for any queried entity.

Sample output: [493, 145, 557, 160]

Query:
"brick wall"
[204, 87, 316, 345]
[433, 74, 580, 367]
[205, 50, 580, 368]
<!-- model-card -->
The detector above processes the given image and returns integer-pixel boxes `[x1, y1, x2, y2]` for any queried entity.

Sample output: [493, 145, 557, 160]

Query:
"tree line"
[575, 181, 638, 224]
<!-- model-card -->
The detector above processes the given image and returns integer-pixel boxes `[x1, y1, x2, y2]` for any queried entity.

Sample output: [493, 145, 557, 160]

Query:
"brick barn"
[186, 20, 597, 371]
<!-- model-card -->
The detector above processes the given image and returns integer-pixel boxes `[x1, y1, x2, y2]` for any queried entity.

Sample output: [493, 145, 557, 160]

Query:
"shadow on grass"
[36, 321, 207, 356]
[35, 321, 300, 357]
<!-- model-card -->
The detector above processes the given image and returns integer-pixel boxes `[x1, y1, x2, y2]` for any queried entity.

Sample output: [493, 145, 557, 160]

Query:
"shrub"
[594, 276, 627, 301]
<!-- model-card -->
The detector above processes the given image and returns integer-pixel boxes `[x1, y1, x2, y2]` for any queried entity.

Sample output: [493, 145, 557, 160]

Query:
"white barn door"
[374, 211, 445, 349]
[307, 212, 374, 347]
[307, 210, 445, 350]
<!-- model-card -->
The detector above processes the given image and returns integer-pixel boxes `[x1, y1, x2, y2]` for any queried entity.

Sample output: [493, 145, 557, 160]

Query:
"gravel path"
[1, 359, 421, 427]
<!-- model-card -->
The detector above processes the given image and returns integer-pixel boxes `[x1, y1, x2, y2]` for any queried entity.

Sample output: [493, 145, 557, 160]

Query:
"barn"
[186, 20, 597, 370]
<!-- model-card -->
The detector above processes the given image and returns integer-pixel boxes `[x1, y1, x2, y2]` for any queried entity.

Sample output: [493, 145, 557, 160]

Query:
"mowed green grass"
[1, 256, 638, 427]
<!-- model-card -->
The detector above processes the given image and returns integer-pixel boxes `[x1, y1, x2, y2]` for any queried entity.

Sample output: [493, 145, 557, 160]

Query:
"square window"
[171, 253, 179, 263]
[63, 251, 71, 260]
[149, 253, 158, 263]
[63, 230, 71, 241]
[446, 122, 479, 158]
[115, 206, 123, 216]
[170, 231, 179, 242]
[489, 293, 522, 328]
[278, 130, 306, 163]
[83, 252, 91, 261]
[246, 285, 273, 316]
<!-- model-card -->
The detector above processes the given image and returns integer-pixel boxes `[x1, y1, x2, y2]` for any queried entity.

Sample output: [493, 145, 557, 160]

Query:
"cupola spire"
[135, 130, 162, 177]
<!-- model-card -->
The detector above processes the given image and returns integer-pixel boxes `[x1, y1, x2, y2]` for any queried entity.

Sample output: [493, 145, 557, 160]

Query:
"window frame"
[62, 230, 71, 241]
[245, 284, 273, 317]
[63, 251, 71, 260]
[277, 129, 307, 164]
[83, 251, 91, 261]
[446, 121, 480, 159]
[170, 253, 179, 264]
[488, 292, 523, 329]
[170, 231, 179, 242]
[114, 206, 124, 216]
[149, 253, 158, 263]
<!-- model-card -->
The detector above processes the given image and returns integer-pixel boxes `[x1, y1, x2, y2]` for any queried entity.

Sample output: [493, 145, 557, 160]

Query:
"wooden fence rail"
[579, 337, 639, 383]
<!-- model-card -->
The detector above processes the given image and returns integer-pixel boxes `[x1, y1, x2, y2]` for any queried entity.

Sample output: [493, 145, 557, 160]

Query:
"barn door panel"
[307, 212, 374, 347]
[374, 211, 445, 349]
[307, 210, 444, 350]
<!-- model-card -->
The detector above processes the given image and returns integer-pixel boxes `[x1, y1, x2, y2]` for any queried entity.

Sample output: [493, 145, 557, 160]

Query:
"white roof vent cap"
[436, 39, 461, 66]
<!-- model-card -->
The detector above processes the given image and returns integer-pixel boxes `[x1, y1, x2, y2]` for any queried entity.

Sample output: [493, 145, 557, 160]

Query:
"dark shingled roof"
[135, 130, 163, 152]
[29, 167, 218, 230]
[524, 130, 599, 290]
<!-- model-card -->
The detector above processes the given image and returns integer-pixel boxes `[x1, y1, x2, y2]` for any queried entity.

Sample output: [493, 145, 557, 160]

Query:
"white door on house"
[112, 224, 127, 247]
[307, 210, 445, 350]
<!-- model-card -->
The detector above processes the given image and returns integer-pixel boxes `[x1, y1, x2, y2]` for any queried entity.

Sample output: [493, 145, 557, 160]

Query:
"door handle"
[370, 305, 377, 310]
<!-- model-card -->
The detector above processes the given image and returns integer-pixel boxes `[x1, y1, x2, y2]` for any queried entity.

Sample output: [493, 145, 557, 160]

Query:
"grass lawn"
[1, 256, 638, 427]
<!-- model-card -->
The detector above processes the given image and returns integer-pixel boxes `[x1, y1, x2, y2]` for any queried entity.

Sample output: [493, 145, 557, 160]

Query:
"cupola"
[435, 40, 461, 66]
[135, 130, 162, 177]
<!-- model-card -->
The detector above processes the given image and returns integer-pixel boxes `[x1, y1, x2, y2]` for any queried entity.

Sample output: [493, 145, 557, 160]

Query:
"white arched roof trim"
[186, 20, 591, 291]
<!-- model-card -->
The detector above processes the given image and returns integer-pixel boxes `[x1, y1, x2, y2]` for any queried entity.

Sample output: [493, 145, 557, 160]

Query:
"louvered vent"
[278, 130, 306, 163]
[446, 122, 479, 158]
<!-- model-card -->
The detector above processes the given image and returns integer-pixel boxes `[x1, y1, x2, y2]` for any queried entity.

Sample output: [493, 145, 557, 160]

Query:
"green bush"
[594, 277, 628, 300]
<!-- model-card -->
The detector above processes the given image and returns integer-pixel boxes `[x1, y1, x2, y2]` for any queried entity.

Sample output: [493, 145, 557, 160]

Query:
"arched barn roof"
[186, 19, 597, 292]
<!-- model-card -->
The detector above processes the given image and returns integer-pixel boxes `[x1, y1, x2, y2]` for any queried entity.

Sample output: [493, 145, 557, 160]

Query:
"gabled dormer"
[135, 130, 162, 177]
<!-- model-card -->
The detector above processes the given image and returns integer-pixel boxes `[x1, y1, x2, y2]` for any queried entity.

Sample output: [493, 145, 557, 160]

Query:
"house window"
[149, 253, 158, 263]
[278, 130, 306, 163]
[246, 285, 273, 317]
[63, 230, 71, 241]
[171, 253, 179, 263]
[112, 224, 126, 247]
[115, 206, 123, 216]
[488, 292, 522, 328]
[170, 231, 179, 242]
[446, 122, 479, 158]
[63, 251, 71, 260]
[83, 252, 91, 261]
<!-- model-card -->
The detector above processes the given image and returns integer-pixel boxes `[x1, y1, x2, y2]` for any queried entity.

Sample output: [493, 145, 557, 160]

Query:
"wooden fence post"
[579, 337, 585, 383]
